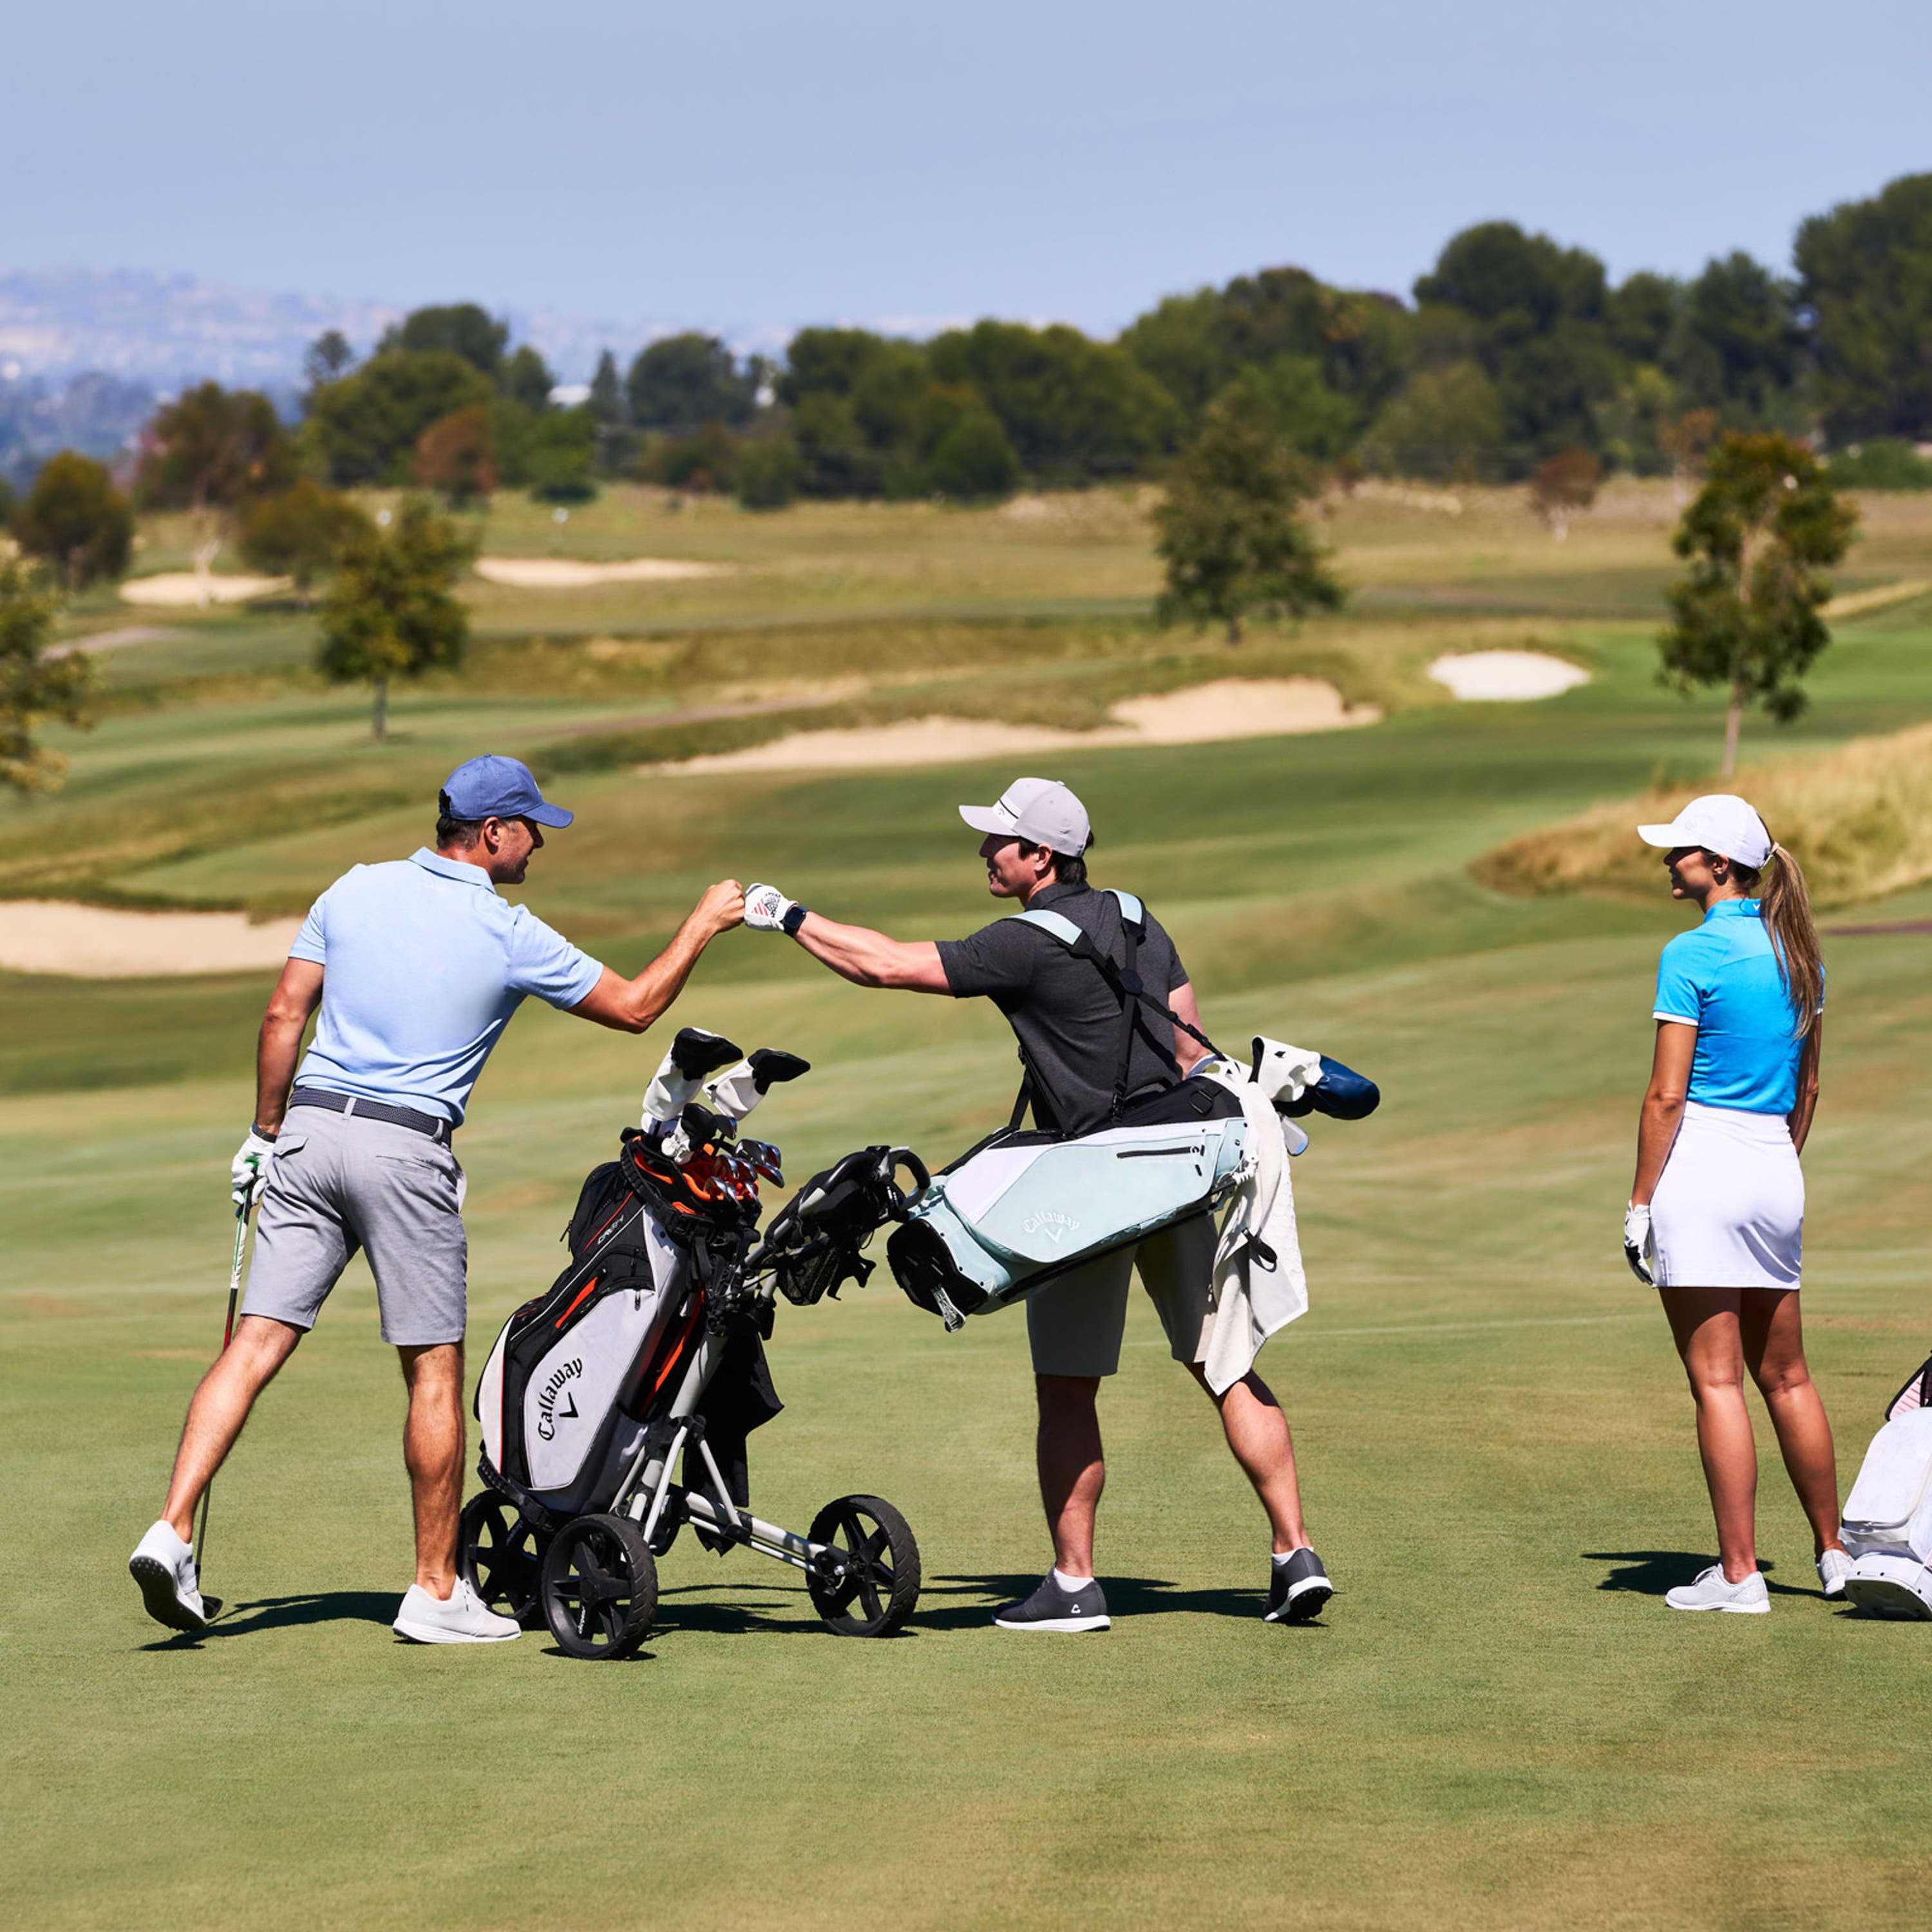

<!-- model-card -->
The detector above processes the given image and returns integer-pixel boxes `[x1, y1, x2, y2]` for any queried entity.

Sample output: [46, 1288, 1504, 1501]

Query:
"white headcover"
[642, 1049, 710, 1130]
[703, 1061, 762, 1122]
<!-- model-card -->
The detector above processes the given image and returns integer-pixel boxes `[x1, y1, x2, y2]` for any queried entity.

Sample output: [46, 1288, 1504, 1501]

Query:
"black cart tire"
[458, 1491, 549, 1629]
[807, 1493, 921, 1636]
[540, 1512, 658, 1659]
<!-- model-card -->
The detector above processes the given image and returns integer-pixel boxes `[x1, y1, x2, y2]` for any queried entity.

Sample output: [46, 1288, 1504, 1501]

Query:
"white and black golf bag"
[1839, 1352, 1932, 1620]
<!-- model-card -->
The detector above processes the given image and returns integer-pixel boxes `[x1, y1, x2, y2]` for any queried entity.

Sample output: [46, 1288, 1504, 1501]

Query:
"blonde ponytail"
[1738, 838, 1824, 1037]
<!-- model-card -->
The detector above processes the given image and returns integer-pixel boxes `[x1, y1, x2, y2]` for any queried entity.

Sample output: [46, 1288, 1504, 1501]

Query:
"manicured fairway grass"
[6, 509, 1932, 1928]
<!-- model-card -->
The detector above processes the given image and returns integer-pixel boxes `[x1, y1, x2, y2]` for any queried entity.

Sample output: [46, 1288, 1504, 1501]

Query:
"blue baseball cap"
[439, 754, 574, 829]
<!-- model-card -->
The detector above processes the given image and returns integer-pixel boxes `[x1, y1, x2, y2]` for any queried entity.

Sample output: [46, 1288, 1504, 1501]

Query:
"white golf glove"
[1623, 1202, 1654, 1286]
[231, 1128, 278, 1212]
[744, 883, 797, 933]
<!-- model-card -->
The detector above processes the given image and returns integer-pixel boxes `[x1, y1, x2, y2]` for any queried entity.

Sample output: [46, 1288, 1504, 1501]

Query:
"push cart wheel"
[806, 1493, 922, 1637]
[540, 1513, 658, 1660]
[458, 1492, 549, 1629]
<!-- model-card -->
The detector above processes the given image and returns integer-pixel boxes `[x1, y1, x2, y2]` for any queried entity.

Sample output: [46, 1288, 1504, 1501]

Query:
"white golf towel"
[1202, 1082, 1307, 1395]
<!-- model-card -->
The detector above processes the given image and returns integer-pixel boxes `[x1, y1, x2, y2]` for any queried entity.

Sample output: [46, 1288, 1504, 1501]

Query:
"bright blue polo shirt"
[1652, 899, 1817, 1115]
[288, 849, 605, 1124]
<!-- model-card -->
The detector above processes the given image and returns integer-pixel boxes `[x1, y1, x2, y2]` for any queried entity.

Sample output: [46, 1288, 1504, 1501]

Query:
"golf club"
[190, 1198, 252, 1613]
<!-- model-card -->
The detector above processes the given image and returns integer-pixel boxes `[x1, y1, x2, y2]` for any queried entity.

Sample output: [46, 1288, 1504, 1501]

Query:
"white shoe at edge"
[1665, 1564, 1771, 1614]
[393, 1578, 521, 1644]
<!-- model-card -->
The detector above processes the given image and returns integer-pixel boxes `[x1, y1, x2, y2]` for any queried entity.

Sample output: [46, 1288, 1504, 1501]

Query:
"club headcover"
[706, 1047, 813, 1122]
[1247, 1036, 1325, 1110]
[748, 1047, 810, 1093]
[1278, 1055, 1380, 1121]
[642, 1027, 745, 1128]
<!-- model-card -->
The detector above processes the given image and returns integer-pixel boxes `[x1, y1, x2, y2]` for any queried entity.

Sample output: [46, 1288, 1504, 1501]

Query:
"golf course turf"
[5, 488, 1931, 1927]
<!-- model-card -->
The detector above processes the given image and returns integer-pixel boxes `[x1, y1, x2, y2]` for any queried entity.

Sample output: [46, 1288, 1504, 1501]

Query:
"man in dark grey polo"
[129, 755, 744, 1643]
[737, 777, 1331, 1633]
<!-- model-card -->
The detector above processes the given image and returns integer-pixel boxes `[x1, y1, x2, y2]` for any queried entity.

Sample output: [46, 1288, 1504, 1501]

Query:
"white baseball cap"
[958, 777, 1092, 855]
[1636, 793, 1773, 869]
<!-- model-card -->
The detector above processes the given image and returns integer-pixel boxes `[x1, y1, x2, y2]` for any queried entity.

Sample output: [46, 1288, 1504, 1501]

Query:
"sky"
[5, 0, 1929, 340]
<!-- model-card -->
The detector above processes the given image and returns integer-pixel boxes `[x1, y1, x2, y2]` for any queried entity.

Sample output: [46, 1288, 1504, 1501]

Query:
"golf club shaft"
[193, 1204, 252, 1575]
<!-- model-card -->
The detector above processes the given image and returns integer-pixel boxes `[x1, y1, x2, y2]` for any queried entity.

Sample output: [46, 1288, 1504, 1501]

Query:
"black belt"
[289, 1088, 455, 1142]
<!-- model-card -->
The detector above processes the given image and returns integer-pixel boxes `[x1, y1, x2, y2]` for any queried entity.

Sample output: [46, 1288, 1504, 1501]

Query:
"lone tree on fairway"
[0, 558, 91, 791]
[10, 452, 134, 590]
[1530, 447, 1601, 540]
[317, 499, 471, 742]
[1660, 431, 1858, 779]
[1155, 399, 1343, 641]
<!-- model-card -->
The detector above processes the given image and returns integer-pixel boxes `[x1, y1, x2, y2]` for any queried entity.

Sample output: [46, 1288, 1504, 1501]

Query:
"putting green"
[6, 527, 1932, 1926]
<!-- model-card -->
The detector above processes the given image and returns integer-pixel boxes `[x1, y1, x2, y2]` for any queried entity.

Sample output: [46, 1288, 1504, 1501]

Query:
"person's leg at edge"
[1661, 1287, 1759, 1583]
[1187, 1364, 1307, 1554]
[1740, 1287, 1844, 1558]
[400, 1341, 466, 1597]
[1034, 1374, 1104, 1578]
[160, 1315, 304, 1540]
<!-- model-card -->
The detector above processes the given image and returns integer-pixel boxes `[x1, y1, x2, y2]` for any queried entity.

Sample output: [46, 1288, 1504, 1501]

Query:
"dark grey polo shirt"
[936, 881, 1191, 1136]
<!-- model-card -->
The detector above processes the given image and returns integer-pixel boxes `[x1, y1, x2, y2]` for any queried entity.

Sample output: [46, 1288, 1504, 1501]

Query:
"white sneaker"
[129, 1519, 212, 1632]
[1665, 1564, 1771, 1614]
[393, 1578, 522, 1645]
[1817, 1549, 1854, 1600]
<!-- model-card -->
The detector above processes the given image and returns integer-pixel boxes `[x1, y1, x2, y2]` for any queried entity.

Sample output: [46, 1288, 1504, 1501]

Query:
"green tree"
[927, 321, 1179, 480]
[1672, 252, 1803, 421]
[303, 329, 354, 393]
[303, 350, 495, 484]
[1154, 401, 1343, 643]
[928, 407, 1019, 498]
[380, 303, 507, 379]
[0, 556, 91, 791]
[316, 499, 471, 741]
[587, 350, 625, 426]
[735, 434, 802, 510]
[1794, 172, 1932, 441]
[1659, 432, 1858, 777]
[1214, 358, 1359, 462]
[528, 408, 598, 502]
[237, 480, 371, 595]
[627, 334, 755, 429]
[1607, 271, 1681, 365]
[500, 344, 555, 412]
[135, 383, 294, 512]
[12, 451, 135, 588]
[1363, 363, 1506, 481]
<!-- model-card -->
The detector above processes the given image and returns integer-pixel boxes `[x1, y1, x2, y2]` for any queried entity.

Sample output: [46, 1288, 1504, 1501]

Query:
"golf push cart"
[459, 1040, 929, 1660]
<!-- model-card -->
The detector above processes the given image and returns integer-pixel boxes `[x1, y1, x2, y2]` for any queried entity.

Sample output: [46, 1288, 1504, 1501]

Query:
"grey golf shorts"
[241, 1104, 468, 1347]
[1025, 1213, 1217, 1379]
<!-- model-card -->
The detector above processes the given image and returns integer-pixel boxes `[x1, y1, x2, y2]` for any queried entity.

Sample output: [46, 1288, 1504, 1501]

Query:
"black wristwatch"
[250, 1122, 279, 1142]
[781, 902, 809, 937]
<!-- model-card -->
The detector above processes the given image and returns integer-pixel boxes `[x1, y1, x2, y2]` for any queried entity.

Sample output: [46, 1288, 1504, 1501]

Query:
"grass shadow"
[917, 1571, 1282, 1630]
[139, 1589, 397, 1649]
[1584, 1551, 1819, 1599]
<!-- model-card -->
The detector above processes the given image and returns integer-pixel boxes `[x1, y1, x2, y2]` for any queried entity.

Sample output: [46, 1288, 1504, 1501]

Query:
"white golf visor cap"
[958, 777, 1092, 856]
[1636, 793, 1772, 869]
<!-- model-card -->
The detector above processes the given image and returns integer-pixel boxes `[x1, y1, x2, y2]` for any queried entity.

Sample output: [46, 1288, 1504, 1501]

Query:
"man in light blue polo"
[129, 755, 744, 1643]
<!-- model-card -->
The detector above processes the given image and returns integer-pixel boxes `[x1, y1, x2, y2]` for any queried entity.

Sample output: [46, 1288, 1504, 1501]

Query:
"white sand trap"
[120, 573, 292, 607]
[1429, 650, 1590, 701]
[659, 677, 1380, 774]
[474, 556, 734, 589]
[0, 902, 303, 978]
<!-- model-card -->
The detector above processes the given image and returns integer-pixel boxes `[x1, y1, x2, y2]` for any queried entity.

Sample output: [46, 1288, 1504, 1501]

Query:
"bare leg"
[160, 1315, 304, 1541]
[1740, 1289, 1844, 1558]
[1034, 1374, 1104, 1577]
[1188, 1365, 1307, 1554]
[400, 1342, 465, 1596]
[1662, 1289, 1759, 1584]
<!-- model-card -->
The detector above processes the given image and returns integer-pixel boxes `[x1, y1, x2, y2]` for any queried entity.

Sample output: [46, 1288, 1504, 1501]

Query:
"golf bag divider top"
[1840, 1352, 1932, 1620]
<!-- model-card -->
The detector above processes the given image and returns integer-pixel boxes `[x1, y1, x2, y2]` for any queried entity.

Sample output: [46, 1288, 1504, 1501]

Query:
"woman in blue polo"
[1622, 794, 1850, 1615]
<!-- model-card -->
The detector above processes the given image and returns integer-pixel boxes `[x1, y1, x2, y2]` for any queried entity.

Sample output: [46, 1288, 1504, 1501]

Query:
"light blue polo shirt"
[1653, 899, 1818, 1115]
[289, 849, 605, 1124]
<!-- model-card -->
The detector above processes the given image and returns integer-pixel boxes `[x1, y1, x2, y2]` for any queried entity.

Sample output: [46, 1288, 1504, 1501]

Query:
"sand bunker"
[659, 677, 1379, 775]
[0, 902, 302, 978]
[474, 556, 733, 589]
[1429, 651, 1590, 701]
[120, 573, 292, 607]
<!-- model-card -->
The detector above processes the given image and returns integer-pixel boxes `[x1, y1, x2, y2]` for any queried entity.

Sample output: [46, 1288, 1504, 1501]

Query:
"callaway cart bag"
[1839, 1352, 1932, 1619]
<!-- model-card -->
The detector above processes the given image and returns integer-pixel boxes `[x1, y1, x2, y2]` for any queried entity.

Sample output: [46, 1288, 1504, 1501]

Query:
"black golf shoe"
[992, 1571, 1110, 1633]
[1264, 1547, 1332, 1624]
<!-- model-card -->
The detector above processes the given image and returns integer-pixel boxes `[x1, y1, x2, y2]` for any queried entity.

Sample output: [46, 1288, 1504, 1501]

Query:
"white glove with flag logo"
[1623, 1202, 1654, 1285]
[744, 884, 797, 932]
[231, 1129, 278, 1211]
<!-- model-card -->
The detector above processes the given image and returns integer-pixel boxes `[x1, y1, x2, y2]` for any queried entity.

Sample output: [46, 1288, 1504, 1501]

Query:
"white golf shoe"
[1665, 1564, 1771, 1614]
[129, 1519, 213, 1632]
[1816, 1549, 1854, 1600]
[393, 1578, 521, 1644]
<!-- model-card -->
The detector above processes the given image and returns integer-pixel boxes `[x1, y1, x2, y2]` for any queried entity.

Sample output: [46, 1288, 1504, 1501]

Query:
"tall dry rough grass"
[1472, 721, 1932, 910]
